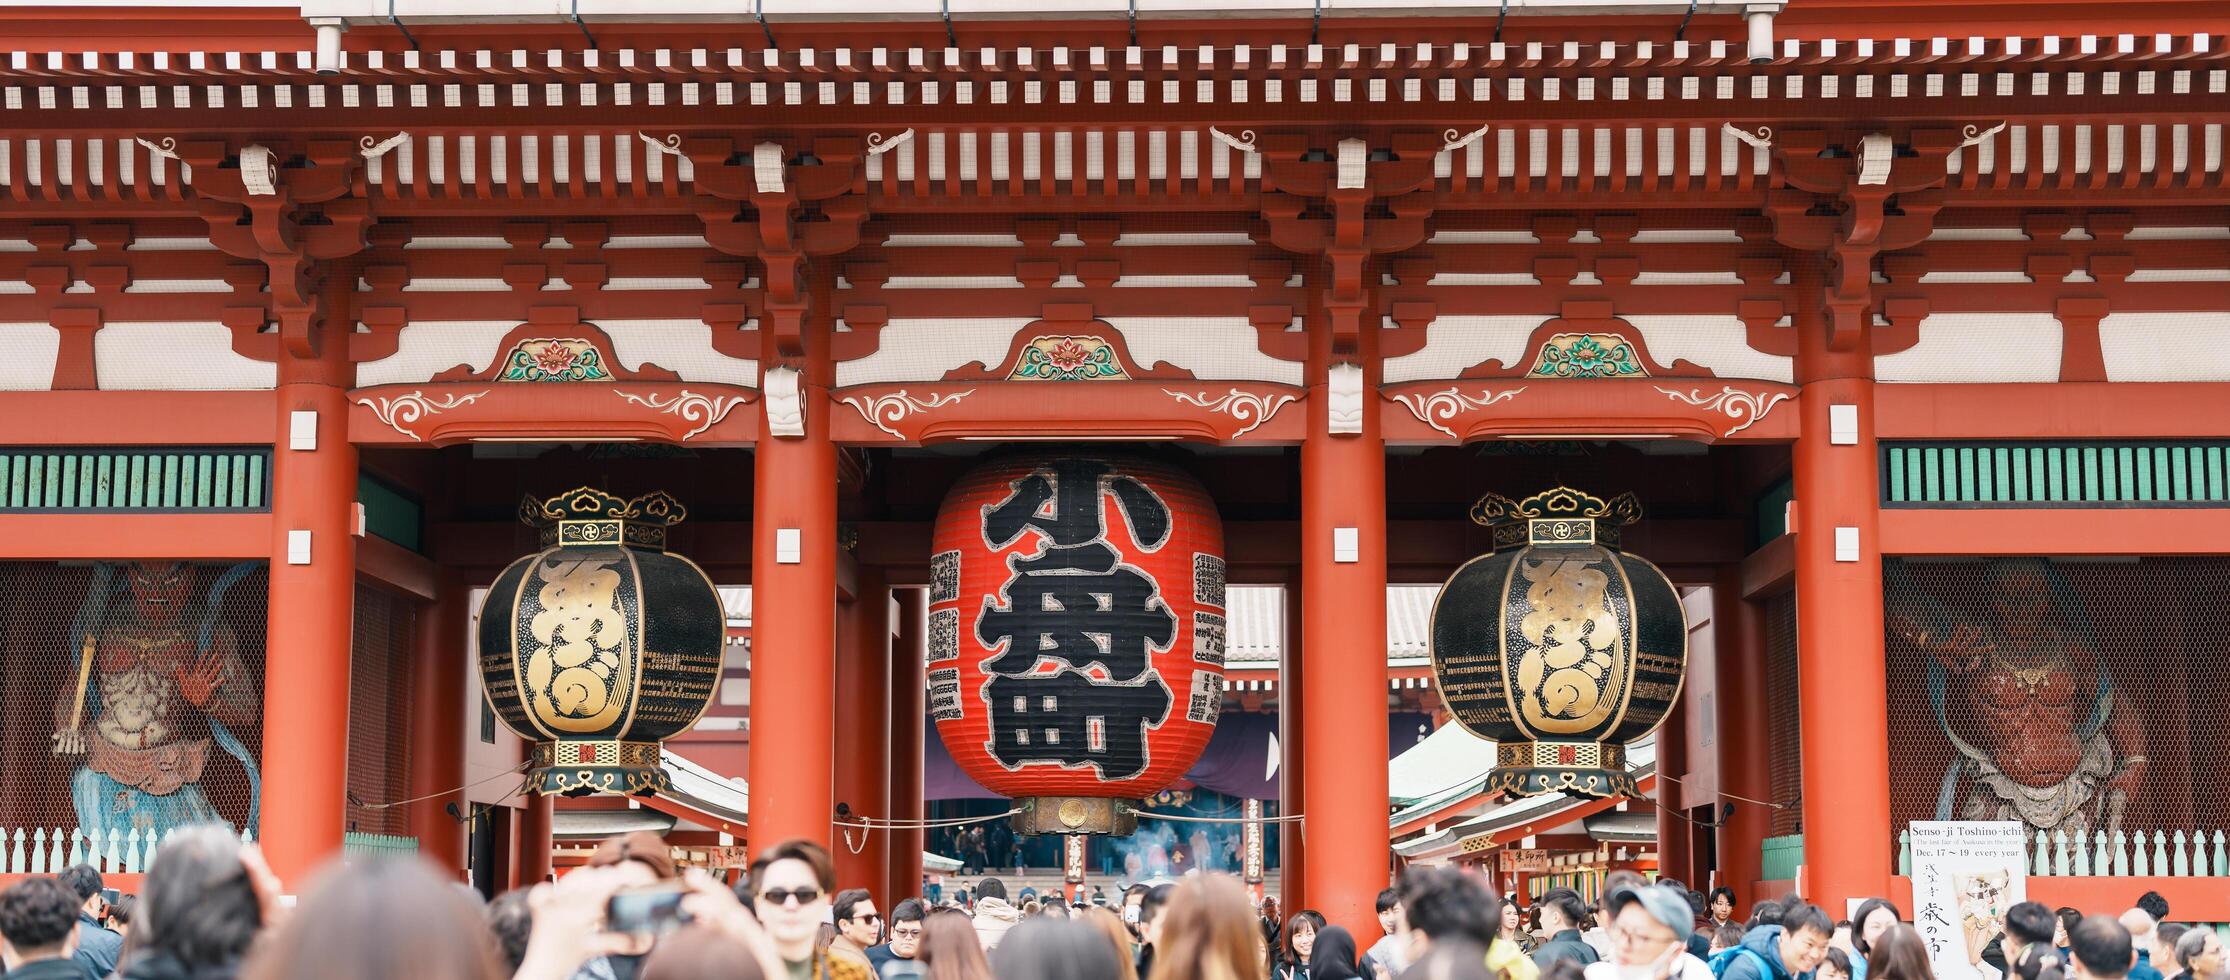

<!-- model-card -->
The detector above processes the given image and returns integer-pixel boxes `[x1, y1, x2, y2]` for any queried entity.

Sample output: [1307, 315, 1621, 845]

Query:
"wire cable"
[348, 760, 531, 810]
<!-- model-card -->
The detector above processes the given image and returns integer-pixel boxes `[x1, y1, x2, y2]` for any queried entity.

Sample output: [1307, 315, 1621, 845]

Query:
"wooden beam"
[356, 532, 437, 601]
[0, 513, 270, 559]
[1879, 508, 2230, 555]
[0, 392, 274, 446]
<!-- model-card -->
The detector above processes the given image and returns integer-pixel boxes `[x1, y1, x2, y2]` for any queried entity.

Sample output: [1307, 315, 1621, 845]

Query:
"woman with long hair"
[1146, 875, 1268, 980]
[240, 858, 506, 980]
[994, 918, 1135, 980]
[1847, 899, 1904, 980]
[920, 909, 994, 980]
[1307, 926, 1364, 980]
[1863, 925, 1936, 980]
[1275, 910, 1327, 980]
[1499, 899, 1536, 954]
[120, 825, 273, 980]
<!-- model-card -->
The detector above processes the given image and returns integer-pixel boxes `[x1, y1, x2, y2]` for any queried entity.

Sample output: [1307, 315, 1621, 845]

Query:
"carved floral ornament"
[355, 386, 754, 443]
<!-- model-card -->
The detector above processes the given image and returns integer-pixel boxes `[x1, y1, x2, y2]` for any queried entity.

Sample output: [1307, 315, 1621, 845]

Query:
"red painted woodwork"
[1713, 571, 1775, 908]
[833, 567, 892, 903]
[405, 573, 470, 878]
[260, 336, 359, 885]
[1880, 509, 2230, 556]
[828, 381, 1307, 445]
[0, 515, 272, 560]
[887, 588, 928, 912]
[0, 392, 274, 446]
[1280, 567, 1306, 915]
[349, 382, 758, 446]
[1877, 384, 2230, 440]
[1791, 352, 1893, 912]
[928, 454, 1226, 801]
[1379, 380, 1799, 445]
[518, 791, 554, 887]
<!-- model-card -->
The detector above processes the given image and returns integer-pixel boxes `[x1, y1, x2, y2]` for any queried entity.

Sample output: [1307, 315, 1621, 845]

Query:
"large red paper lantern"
[930, 454, 1226, 835]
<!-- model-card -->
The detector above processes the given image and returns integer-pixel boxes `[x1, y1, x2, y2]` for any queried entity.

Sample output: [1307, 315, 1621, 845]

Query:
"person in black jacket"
[1529, 890, 1600, 970]
[0, 877, 94, 980]
[53, 867, 119, 979]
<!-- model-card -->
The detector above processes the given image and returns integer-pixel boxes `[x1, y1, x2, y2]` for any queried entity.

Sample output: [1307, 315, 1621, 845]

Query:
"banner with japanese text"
[1909, 821, 2028, 980]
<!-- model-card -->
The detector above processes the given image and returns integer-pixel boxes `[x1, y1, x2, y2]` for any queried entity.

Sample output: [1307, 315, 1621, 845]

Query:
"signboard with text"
[1909, 821, 2028, 980]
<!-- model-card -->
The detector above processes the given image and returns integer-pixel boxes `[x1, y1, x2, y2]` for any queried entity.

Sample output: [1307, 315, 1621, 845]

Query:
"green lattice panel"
[0, 448, 269, 512]
[1882, 442, 2230, 507]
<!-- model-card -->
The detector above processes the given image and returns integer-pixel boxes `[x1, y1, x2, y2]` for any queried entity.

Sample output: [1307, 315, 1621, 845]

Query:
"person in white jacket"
[970, 877, 1024, 953]
[1584, 885, 1716, 980]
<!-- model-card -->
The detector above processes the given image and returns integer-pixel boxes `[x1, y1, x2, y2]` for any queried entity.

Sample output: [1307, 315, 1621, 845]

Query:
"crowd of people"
[0, 824, 2215, 980]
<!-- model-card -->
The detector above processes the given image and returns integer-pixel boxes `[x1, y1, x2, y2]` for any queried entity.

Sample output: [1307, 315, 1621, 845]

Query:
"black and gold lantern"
[478, 488, 724, 797]
[1429, 487, 1687, 799]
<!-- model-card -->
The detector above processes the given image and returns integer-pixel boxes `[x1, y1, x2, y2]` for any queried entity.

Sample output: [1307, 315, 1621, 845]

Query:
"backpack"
[1709, 946, 1776, 980]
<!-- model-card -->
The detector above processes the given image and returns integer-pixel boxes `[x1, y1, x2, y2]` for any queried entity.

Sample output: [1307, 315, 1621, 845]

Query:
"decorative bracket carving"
[763, 365, 805, 437]
[177, 137, 374, 358]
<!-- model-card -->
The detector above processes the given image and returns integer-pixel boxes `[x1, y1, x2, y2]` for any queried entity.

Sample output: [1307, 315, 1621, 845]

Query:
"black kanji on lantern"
[985, 671, 1172, 780]
[975, 459, 1181, 776]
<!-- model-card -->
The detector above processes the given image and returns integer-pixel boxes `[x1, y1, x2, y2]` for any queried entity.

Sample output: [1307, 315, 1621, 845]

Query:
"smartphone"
[880, 962, 928, 980]
[606, 885, 691, 937]
[100, 888, 120, 905]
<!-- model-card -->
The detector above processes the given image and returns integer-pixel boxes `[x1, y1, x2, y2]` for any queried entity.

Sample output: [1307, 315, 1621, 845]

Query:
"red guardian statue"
[1890, 559, 2145, 841]
[51, 562, 261, 842]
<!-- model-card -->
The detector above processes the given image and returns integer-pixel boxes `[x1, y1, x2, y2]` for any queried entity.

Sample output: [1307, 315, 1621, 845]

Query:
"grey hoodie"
[973, 897, 1024, 951]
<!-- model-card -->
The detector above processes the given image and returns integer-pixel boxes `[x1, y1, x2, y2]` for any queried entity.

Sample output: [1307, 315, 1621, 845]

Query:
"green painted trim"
[0, 448, 272, 513]
[357, 474, 424, 553]
[1883, 441, 2230, 508]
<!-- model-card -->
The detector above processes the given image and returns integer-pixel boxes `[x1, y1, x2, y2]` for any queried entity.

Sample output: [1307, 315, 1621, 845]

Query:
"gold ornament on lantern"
[1428, 487, 1688, 799]
[477, 488, 725, 796]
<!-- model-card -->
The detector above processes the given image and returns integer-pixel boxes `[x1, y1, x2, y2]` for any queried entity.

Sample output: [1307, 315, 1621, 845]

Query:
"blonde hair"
[1146, 876, 1268, 980]
[1081, 907, 1142, 980]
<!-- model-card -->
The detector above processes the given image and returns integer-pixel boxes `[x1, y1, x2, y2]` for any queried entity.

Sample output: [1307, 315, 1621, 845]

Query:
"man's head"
[1607, 885, 1696, 970]
[977, 877, 1007, 903]
[744, 838, 836, 954]
[888, 899, 927, 959]
[1396, 866, 1496, 962]
[2005, 902, 2058, 958]
[54, 865, 102, 919]
[2120, 909, 2157, 958]
[1599, 871, 1647, 920]
[2136, 892, 2170, 926]
[1540, 889, 1589, 934]
[2072, 915, 2136, 980]
[1777, 900, 1835, 976]
[832, 888, 880, 948]
[1140, 883, 1175, 946]
[1122, 883, 1149, 936]
[2156, 923, 2189, 964]
[0, 877, 81, 970]
[1377, 888, 1406, 937]
[2175, 925, 2222, 980]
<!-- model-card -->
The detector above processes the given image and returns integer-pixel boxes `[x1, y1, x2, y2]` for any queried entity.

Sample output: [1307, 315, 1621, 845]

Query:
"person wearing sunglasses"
[742, 839, 870, 980]
[869, 900, 928, 974]
[829, 889, 880, 971]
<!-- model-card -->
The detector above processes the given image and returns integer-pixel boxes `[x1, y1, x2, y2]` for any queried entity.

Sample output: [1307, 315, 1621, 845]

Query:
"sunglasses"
[853, 913, 884, 924]
[759, 887, 824, 907]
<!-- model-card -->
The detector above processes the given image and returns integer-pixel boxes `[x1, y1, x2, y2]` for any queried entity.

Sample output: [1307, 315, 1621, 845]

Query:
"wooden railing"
[0, 826, 253, 876]
[1899, 829, 2230, 877]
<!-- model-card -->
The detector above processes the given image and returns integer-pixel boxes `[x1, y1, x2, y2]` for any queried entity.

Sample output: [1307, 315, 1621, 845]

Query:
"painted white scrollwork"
[356, 389, 489, 442]
[1209, 128, 1259, 156]
[238, 144, 278, 196]
[1163, 388, 1299, 438]
[1654, 384, 1792, 437]
[613, 388, 750, 440]
[1390, 386, 1527, 438]
[359, 132, 410, 158]
[865, 129, 916, 156]
[839, 389, 975, 438]
[1442, 125, 1490, 153]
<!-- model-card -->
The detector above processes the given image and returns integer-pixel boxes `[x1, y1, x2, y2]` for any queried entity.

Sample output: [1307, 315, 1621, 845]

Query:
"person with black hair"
[1819, 948, 1854, 980]
[0, 877, 92, 980]
[53, 865, 121, 977]
[486, 890, 534, 976]
[1846, 899, 1902, 980]
[1711, 899, 1831, 980]
[1530, 890, 1600, 970]
[1588, 873, 1648, 961]
[871, 898, 928, 973]
[1276, 910, 1327, 980]
[1134, 883, 1175, 978]
[2071, 916, 2137, 980]
[2135, 894, 2170, 927]
[1746, 903, 1784, 932]
[1991, 901, 2068, 980]
[2059, 910, 2085, 964]
[972, 877, 1022, 953]
[1367, 889, 1411, 978]
[1312, 926, 1366, 980]
[830, 888, 880, 970]
[2156, 925, 2192, 980]
[103, 894, 134, 938]
[1709, 892, 1739, 931]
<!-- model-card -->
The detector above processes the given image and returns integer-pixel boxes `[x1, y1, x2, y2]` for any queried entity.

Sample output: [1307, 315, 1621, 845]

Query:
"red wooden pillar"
[748, 286, 839, 852]
[1792, 273, 1891, 911]
[834, 566, 891, 896]
[517, 791, 553, 886]
[1279, 569, 1306, 914]
[1300, 346, 1389, 941]
[405, 570, 469, 877]
[1655, 696, 1693, 884]
[260, 275, 359, 887]
[888, 587, 927, 906]
[1712, 569, 1773, 906]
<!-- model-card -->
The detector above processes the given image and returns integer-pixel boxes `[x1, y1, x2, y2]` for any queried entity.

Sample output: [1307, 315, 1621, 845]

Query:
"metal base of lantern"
[1012, 796, 1139, 836]
[530, 740, 671, 798]
[1488, 741, 1638, 800]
